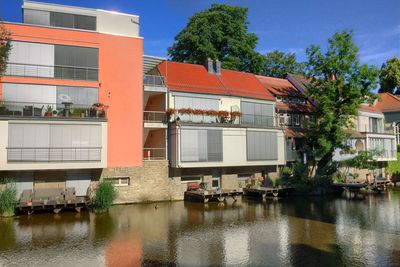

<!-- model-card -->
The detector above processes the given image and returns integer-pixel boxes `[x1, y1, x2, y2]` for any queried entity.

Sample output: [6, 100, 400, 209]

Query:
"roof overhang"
[143, 55, 166, 74]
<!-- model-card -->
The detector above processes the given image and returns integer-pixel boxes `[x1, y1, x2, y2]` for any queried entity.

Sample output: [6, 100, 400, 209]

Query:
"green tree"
[0, 18, 11, 77]
[168, 4, 265, 74]
[378, 57, 400, 94]
[304, 30, 379, 177]
[263, 50, 304, 78]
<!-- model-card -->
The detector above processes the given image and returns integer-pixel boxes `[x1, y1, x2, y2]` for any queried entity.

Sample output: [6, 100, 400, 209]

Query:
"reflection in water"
[0, 191, 399, 266]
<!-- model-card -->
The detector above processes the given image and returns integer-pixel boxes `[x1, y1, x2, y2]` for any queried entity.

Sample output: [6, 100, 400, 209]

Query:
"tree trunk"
[316, 150, 334, 176]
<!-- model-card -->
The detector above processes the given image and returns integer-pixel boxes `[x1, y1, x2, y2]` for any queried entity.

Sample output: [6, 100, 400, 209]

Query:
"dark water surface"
[0, 191, 399, 267]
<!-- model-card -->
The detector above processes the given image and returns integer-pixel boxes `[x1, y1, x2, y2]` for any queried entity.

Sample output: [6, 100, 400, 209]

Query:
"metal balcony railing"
[7, 147, 102, 162]
[241, 114, 275, 127]
[0, 101, 107, 119]
[144, 111, 167, 123]
[143, 75, 165, 87]
[143, 148, 166, 160]
[5, 62, 98, 81]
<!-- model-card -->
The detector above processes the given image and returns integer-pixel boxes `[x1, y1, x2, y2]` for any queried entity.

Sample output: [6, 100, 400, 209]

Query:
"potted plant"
[44, 105, 53, 117]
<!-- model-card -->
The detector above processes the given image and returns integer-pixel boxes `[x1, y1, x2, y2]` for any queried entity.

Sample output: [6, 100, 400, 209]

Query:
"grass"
[0, 178, 17, 217]
[91, 180, 117, 214]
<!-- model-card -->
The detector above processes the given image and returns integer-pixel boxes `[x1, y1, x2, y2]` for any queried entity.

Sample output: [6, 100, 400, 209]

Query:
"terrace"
[0, 101, 107, 120]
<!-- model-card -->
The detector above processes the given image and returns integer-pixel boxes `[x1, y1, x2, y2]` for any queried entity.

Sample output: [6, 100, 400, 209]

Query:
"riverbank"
[1, 191, 399, 266]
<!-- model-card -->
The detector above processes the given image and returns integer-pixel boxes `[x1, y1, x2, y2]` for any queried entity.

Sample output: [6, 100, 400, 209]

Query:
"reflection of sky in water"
[0, 192, 399, 266]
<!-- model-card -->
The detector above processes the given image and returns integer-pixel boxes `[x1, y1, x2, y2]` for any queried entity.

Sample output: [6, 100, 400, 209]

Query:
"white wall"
[170, 125, 285, 168]
[0, 120, 107, 171]
[96, 10, 140, 37]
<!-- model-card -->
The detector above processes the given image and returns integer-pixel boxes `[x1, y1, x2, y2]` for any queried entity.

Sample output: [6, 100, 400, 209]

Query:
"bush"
[91, 181, 117, 213]
[0, 178, 17, 217]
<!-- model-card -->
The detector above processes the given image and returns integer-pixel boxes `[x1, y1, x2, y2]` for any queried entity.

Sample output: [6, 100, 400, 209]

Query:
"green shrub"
[387, 152, 400, 177]
[0, 178, 17, 217]
[91, 181, 117, 213]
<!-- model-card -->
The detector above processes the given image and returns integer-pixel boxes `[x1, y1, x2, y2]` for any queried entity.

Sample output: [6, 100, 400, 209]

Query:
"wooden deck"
[17, 188, 89, 215]
[184, 189, 243, 203]
[243, 186, 294, 199]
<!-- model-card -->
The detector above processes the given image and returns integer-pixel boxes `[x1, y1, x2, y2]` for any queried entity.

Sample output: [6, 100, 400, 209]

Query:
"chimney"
[205, 58, 214, 74]
[214, 59, 221, 75]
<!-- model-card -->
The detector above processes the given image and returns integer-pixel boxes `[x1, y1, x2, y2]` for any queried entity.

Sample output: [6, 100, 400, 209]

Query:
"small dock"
[243, 186, 294, 199]
[184, 189, 243, 203]
[17, 188, 89, 215]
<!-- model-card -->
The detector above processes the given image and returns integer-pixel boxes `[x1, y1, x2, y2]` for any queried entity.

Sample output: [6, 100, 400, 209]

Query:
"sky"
[1, 0, 399, 67]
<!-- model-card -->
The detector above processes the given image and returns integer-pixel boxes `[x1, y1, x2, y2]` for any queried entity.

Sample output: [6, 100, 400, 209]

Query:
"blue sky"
[1, 0, 399, 67]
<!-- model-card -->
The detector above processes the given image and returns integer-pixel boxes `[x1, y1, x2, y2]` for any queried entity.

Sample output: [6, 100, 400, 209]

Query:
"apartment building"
[256, 75, 314, 164]
[143, 58, 286, 190]
[0, 1, 148, 201]
[375, 93, 400, 143]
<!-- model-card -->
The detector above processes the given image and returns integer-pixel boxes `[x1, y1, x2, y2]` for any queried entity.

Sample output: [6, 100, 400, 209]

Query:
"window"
[279, 113, 292, 126]
[293, 114, 300, 126]
[24, 9, 97, 31]
[8, 123, 102, 162]
[181, 176, 202, 184]
[107, 177, 130, 187]
[247, 130, 278, 161]
[54, 45, 99, 81]
[180, 129, 223, 162]
[241, 101, 274, 127]
[174, 95, 219, 123]
[369, 117, 383, 133]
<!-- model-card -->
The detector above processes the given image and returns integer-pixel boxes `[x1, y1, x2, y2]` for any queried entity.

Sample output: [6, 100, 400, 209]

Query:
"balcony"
[169, 109, 275, 128]
[7, 147, 102, 162]
[0, 101, 107, 120]
[144, 111, 167, 128]
[143, 75, 167, 93]
[143, 147, 166, 161]
[5, 63, 98, 81]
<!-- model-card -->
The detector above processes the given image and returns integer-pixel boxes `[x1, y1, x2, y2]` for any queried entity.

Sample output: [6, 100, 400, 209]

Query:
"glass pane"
[74, 14, 96, 31]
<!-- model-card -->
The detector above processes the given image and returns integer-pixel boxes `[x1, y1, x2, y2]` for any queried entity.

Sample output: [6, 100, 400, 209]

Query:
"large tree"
[168, 4, 265, 74]
[0, 19, 11, 77]
[263, 50, 304, 78]
[304, 30, 379, 177]
[378, 57, 400, 94]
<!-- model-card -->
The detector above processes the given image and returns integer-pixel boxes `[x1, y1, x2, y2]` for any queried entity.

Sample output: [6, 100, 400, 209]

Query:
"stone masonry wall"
[100, 161, 184, 204]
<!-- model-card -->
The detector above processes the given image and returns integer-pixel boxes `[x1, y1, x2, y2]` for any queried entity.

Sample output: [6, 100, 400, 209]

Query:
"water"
[0, 191, 399, 267]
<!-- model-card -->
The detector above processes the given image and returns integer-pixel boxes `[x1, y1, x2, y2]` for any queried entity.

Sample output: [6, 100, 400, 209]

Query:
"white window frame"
[293, 114, 300, 126]
[106, 177, 130, 187]
[180, 176, 202, 184]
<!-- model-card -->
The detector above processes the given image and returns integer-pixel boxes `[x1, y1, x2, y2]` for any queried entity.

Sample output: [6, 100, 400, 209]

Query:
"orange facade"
[1, 23, 143, 168]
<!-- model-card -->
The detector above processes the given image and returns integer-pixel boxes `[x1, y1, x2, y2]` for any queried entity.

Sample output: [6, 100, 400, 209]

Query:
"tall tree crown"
[168, 4, 265, 74]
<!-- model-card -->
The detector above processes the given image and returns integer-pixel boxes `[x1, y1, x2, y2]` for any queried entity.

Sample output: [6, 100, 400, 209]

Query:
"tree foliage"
[263, 50, 304, 78]
[91, 180, 117, 213]
[168, 4, 265, 74]
[0, 18, 11, 77]
[378, 57, 400, 94]
[304, 30, 379, 177]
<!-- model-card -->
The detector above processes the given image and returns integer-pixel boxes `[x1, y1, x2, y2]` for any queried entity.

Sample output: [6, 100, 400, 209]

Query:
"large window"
[54, 45, 98, 80]
[7, 124, 102, 162]
[6, 41, 98, 81]
[174, 95, 219, 123]
[247, 131, 278, 161]
[2, 83, 98, 107]
[180, 128, 223, 162]
[24, 9, 96, 31]
[241, 101, 274, 127]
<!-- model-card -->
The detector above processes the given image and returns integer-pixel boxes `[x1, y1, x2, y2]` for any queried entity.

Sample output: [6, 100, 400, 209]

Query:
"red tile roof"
[375, 93, 400, 112]
[358, 104, 383, 114]
[256, 75, 314, 113]
[276, 102, 314, 113]
[256, 75, 302, 97]
[285, 128, 307, 138]
[157, 61, 274, 101]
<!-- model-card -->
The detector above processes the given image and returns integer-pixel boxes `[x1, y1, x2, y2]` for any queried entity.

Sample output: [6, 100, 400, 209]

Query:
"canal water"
[0, 191, 399, 267]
